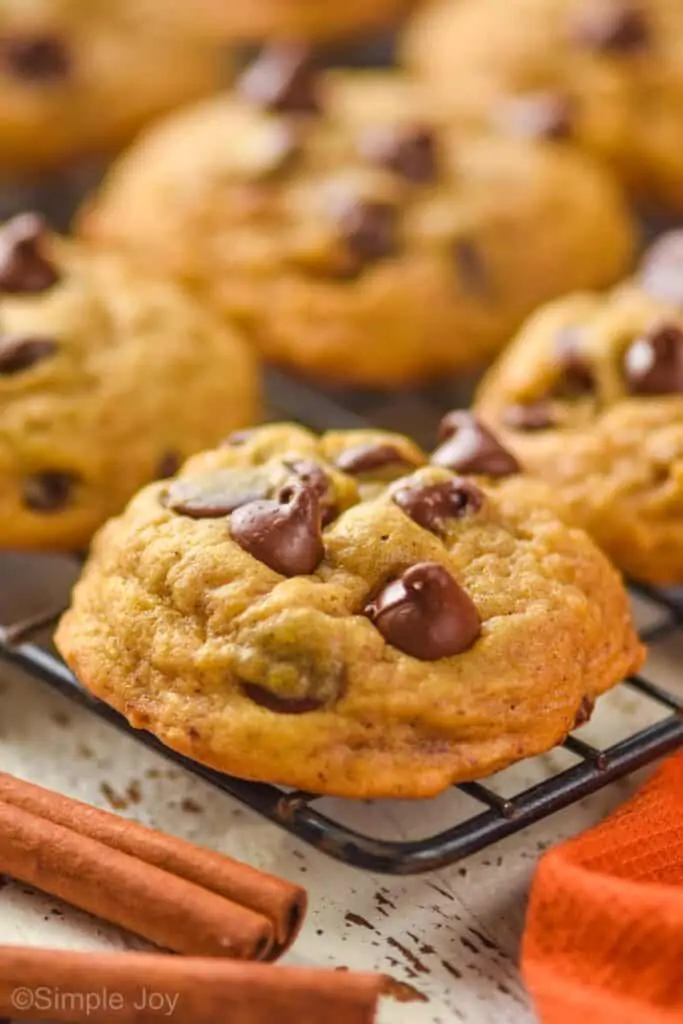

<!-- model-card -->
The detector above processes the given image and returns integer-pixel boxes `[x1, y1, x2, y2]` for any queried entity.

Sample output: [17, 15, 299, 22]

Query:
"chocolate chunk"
[156, 451, 181, 480]
[283, 458, 337, 525]
[453, 238, 493, 299]
[336, 199, 400, 270]
[393, 480, 483, 536]
[639, 231, 683, 307]
[572, 1, 650, 52]
[0, 336, 56, 375]
[237, 44, 321, 115]
[22, 471, 77, 512]
[163, 467, 271, 518]
[1, 35, 71, 82]
[433, 412, 520, 476]
[365, 562, 480, 661]
[0, 213, 59, 293]
[242, 683, 324, 714]
[359, 124, 438, 184]
[623, 322, 683, 395]
[555, 326, 595, 394]
[230, 481, 324, 576]
[502, 401, 556, 431]
[498, 92, 573, 141]
[335, 442, 417, 476]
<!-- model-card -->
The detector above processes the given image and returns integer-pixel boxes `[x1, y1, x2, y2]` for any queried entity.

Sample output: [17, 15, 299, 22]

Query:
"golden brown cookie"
[476, 231, 683, 583]
[79, 59, 634, 387]
[56, 422, 642, 799]
[0, 213, 259, 552]
[0, 0, 226, 174]
[405, 0, 683, 211]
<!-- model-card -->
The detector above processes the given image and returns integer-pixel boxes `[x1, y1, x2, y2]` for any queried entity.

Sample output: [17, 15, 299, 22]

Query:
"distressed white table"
[1, 554, 680, 1024]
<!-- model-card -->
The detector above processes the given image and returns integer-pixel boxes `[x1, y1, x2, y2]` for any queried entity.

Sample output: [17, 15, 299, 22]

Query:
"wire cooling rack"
[0, 368, 681, 875]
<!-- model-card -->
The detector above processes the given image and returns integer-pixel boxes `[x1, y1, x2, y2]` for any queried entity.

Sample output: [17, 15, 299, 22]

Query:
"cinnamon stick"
[0, 799, 273, 960]
[0, 946, 382, 1024]
[0, 772, 306, 953]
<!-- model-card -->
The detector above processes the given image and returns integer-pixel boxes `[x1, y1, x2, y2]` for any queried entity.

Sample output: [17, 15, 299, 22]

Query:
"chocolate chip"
[573, 695, 595, 729]
[498, 92, 574, 141]
[572, 1, 650, 52]
[335, 199, 400, 271]
[238, 44, 321, 115]
[335, 442, 417, 476]
[639, 231, 683, 307]
[0, 336, 56, 374]
[555, 326, 595, 394]
[502, 401, 556, 431]
[283, 458, 337, 525]
[365, 562, 480, 661]
[1, 35, 71, 82]
[393, 480, 483, 537]
[0, 213, 59, 293]
[432, 412, 520, 476]
[156, 451, 181, 480]
[230, 481, 324, 576]
[623, 322, 683, 395]
[359, 124, 438, 184]
[163, 468, 271, 518]
[453, 239, 494, 299]
[242, 683, 324, 714]
[22, 471, 77, 512]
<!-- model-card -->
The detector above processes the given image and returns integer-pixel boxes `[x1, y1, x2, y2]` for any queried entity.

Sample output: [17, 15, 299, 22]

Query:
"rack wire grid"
[1, 367, 681, 875]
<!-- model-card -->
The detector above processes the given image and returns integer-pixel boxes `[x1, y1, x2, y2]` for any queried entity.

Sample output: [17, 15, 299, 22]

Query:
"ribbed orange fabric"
[523, 753, 683, 1024]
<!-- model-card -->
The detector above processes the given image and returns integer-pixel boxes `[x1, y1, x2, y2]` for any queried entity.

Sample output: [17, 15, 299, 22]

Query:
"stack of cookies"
[4, 0, 683, 796]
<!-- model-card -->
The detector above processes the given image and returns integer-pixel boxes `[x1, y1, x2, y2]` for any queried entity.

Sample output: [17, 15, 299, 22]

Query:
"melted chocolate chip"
[639, 231, 683, 307]
[393, 480, 483, 537]
[22, 471, 77, 512]
[283, 458, 337, 525]
[1, 35, 71, 82]
[499, 92, 574, 141]
[242, 683, 324, 714]
[230, 481, 324, 576]
[163, 468, 271, 518]
[0, 336, 56, 374]
[156, 451, 182, 480]
[365, 562, 480, 661]
[623, 322, 683, 395]
[335, 442, 416, 476]
[238, 44, 321, 115]
[572, 1, 650, 52]
[555, 326, 595, 394]
[336, 199, 400, 271]
[433, 412, 520, 476]
[359, 124, 438, 184]
[0, 213, 59, 293]
[502, 401, 556, 431]
[453, 239, 493, 299]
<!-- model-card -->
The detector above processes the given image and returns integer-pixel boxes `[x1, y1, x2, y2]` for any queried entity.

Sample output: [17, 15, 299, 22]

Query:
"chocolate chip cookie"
[56, 422, 642, 798]
[476, 231, 683, 583]
[405, 0, 683, 211]
[0, 213, 259, 551]
[0, 1, 225, 174]
[80, 58, 634, 387]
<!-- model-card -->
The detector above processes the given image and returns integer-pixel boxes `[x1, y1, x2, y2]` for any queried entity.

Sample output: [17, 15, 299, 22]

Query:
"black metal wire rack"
[1, 368, 681, 875]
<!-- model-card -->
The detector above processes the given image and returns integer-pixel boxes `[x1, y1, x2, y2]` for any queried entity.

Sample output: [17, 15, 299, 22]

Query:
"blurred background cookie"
[80, 51, 635, 388]
[0, 213, 259, 551]
[405, 0, 683, 213]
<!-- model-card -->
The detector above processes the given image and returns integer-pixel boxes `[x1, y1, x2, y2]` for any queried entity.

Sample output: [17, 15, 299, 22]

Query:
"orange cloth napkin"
[522, 753, 683, 1024]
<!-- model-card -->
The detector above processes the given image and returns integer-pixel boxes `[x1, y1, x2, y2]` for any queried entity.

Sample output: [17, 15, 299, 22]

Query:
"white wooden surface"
[0, 554, 680, 1024]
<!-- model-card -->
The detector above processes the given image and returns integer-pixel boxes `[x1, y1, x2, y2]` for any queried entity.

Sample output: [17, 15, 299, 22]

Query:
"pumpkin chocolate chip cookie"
[80, 55, 634, 387]
[56, 422, 642, 799]
[0, 213, 259, 552]
[476, 231, 683, 583]
[405, 0, 683, 211]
